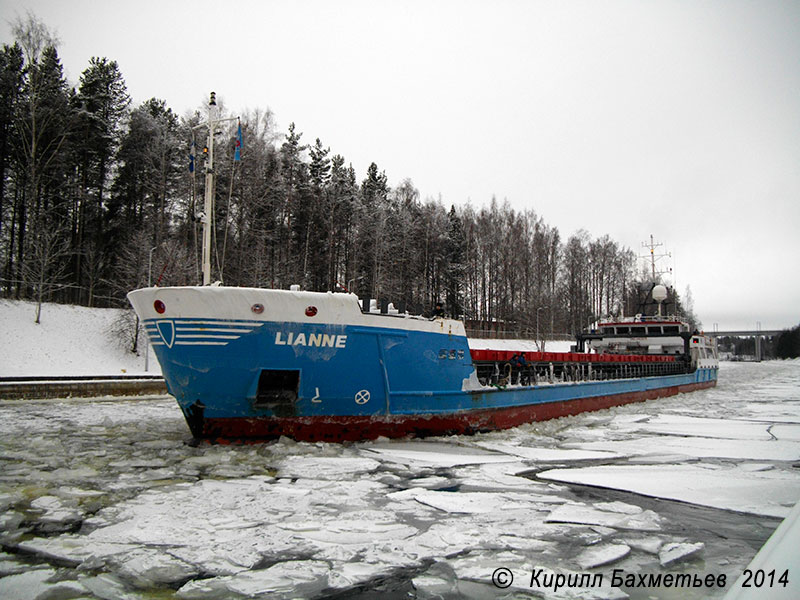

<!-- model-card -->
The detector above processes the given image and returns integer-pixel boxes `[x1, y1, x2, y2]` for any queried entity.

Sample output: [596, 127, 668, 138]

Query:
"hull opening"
[254, 369, 300, 416]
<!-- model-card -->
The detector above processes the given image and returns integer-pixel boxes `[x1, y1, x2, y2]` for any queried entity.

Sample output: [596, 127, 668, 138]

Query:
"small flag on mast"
[189, 139, 196, 173]
[234, 121, 242, 161]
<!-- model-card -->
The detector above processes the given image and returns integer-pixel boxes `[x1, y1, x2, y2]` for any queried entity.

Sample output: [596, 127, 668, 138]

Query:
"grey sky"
[2, 0, 798, 331]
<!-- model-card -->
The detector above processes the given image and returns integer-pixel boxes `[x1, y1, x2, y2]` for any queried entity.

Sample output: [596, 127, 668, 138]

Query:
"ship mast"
[641, 234, 672, 283]
[197, 92, 237, 286]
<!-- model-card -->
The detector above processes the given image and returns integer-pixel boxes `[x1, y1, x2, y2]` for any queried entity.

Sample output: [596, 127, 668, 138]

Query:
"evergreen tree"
[775, 325, 800, 359]
[444, 205, 466, 317]
[72, 57, 130, 302]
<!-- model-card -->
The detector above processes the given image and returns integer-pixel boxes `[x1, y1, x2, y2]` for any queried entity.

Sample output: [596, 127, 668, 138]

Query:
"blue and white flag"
[189, 139, 196, 173]
[234, 122, 242, 161]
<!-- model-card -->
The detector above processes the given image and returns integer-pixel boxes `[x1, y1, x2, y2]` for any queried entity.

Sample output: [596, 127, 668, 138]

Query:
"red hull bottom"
[193, 379, 717, 443]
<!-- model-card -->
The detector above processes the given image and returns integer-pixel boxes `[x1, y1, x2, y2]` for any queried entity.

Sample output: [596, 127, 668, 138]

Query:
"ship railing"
[474, 357, 690, 387]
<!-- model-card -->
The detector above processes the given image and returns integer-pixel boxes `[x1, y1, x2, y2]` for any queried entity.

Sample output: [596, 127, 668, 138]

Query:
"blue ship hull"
[128, 286, 718, 442]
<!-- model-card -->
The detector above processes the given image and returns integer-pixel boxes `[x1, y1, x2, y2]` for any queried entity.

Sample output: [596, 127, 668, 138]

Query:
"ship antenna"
[195, 92, 237, 285]
[641, 234, 672, 283]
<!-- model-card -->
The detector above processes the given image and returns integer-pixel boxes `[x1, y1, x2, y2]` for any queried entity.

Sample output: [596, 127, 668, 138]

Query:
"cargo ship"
[127, 93, 717, 442]
[127, 284, 718, 442]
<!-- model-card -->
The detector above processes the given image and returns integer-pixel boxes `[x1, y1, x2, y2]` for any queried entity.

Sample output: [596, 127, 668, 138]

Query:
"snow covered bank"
[0, 299, 156, 376]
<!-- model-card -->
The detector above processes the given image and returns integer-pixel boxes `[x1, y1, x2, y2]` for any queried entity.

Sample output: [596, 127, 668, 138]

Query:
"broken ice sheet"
[276, 510, 417, 544]
[659, 542, 705, 567]
[275, 455, 380, 479]
[388, 487, 549, 515]
[564, 434, 800, 461]
[224, 560, 331, 598]
[575, 543, 631, 569]
[17, 535, 137, 568]
[538, 464, 800, 518]
[110, 547, 199, 588]
[440, 551, 630, 600]
[545, 501, 663, 531]
[626, 414, 778, 440]
[474, 440, 621, 462]
[361, 440, 519, 467]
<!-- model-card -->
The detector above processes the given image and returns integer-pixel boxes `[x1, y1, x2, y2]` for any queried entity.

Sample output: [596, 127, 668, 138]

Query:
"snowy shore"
[1, 299, 158, 377]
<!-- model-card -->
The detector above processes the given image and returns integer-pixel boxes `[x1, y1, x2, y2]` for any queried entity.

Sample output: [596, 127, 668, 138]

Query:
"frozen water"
[545, 501, 663, 531]
[575, 543, 631, 569]
[1, 360, 799, 599]
[361, 440, 519, 466]
[538, 463, 800, 517]
[658, 541, 705, 567]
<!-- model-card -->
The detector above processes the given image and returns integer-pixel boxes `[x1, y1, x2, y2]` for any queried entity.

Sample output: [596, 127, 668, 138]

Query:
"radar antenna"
[641, 234, 672, 282]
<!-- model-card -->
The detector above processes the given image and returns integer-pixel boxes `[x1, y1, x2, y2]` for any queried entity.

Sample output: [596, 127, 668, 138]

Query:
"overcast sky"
[2, 0, 798, 331]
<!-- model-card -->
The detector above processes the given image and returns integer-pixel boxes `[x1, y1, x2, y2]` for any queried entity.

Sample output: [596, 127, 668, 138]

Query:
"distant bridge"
[706, 329, 783, 362]
[707, 330, 783, 337]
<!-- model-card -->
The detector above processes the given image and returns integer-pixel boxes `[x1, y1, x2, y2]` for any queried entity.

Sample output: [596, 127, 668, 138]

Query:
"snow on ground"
[0, 299, 157, 376]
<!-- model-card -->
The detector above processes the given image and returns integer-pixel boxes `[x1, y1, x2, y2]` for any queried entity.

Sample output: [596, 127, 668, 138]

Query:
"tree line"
[1, 15, 696, 337]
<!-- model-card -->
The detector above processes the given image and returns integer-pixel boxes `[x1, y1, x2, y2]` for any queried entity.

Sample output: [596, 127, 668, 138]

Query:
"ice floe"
[545, 501, 663, 531]
[575, 543, 631, 569]
[658, 541, 705, 567]
[538, 464, 800, 517]
[362, 440, 519, 466]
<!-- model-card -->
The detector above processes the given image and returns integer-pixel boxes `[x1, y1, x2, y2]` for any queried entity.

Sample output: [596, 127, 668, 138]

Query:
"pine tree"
[72, 57, 130, 302]
[0, 43, 24, 292]
[444, 205, 466, 317]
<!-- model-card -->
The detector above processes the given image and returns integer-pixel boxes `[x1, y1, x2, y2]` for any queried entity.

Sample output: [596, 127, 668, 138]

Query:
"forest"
[1, 16, 696, 340]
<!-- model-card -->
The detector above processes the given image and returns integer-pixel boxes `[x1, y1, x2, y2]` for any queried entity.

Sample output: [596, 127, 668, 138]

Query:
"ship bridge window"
[646, 326, 662, 335]
[630, 326, 646, 335]
[616, 327, 629, 334]
[663, 325, 679, 334]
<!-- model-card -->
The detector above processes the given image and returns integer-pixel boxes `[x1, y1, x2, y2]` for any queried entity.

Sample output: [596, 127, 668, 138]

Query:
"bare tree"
[23, 209, 70, 323]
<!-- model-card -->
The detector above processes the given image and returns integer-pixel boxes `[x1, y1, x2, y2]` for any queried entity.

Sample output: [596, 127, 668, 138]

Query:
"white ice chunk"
[276, 455, 380, 479]
[475, 441, 621, 461]
[17, 535, 137, 567]
[327, 561, 395, 589]
[277, 518, 416, 544]
[176, 576, 232, 599]
[113, 548, 199, 587]
[444, 551, 630, 599]
[362, 441, 518, 467]
[576, 543, 631, 569]
[79, 573, 142, 600]
[622, 536, 663, 554]
[403, 488, 540, 514]
[631, 415, 776, 440]
[406, 475, 454, 489]
[0, 569, 60, 600]
[659, 541, 704, 566]
[224, 560, 330, 597]
[412, 562, 459, 597]
[455, 461, 567, 496]
[539, 464, 800, 518]
[546, 502, 662, 531]
[28, 495, 81, 528]
[565, 435, 800, 461]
